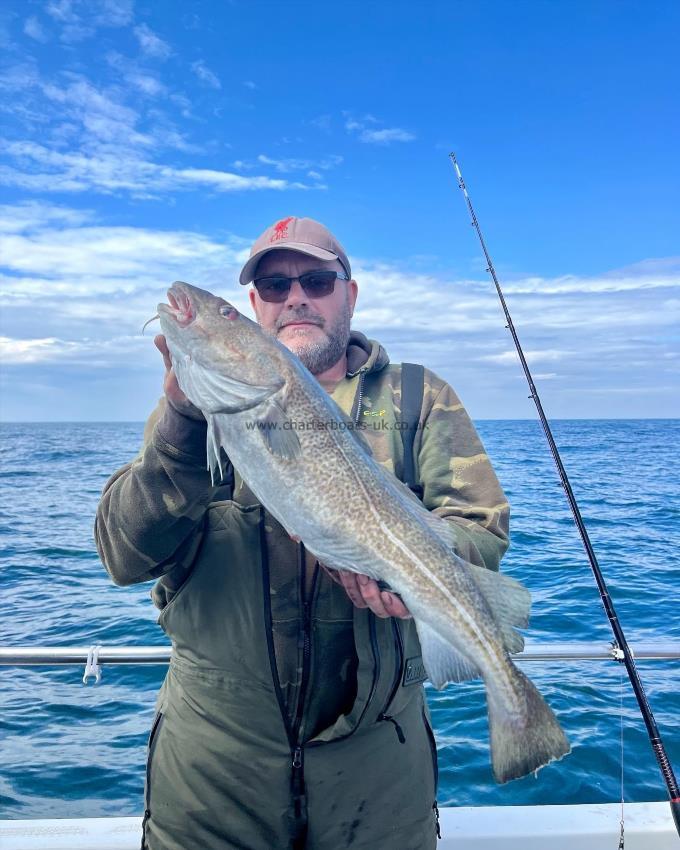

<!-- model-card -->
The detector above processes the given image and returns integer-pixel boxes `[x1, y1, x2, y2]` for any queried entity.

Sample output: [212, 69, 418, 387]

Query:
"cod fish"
[157, 281, 570, 783]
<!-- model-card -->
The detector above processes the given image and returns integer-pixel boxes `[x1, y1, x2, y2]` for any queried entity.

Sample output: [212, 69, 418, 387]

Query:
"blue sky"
[0, 0, 678, 421]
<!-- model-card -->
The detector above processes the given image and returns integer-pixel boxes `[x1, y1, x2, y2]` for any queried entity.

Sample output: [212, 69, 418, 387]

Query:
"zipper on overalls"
[433, 800, 441, 839]
[140, 710, 164, 850]
[290, 545, 319, 823]
[422, 704, 441, 839]
[353, 368, 407, 746]
[261, 369, 374, 832]
[377, 610, 406, 743]
[290, 370, 366, 812]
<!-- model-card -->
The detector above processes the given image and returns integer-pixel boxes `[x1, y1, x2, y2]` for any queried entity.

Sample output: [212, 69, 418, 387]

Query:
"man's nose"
[283, 279, 308, 308]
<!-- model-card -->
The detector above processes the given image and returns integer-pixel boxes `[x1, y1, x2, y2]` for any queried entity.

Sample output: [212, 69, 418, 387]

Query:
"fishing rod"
[449, 153, 680, 838]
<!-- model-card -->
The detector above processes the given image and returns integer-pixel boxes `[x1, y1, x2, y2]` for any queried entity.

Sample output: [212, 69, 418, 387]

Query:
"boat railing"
[1, 642, 678, 683]
[2, 642, 679, 846]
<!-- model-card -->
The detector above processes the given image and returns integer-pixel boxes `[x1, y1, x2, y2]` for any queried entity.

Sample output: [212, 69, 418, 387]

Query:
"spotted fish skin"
[158, 281, 570, 783]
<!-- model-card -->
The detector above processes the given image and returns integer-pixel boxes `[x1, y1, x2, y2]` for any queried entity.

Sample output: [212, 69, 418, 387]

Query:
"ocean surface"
[0, 419, 678, 819]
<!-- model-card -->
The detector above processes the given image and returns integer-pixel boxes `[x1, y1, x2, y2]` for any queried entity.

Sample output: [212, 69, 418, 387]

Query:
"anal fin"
[415, 619, 481, 689]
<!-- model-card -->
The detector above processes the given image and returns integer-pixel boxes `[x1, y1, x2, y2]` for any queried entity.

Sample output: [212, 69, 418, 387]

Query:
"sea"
[0, 419, 678, 819]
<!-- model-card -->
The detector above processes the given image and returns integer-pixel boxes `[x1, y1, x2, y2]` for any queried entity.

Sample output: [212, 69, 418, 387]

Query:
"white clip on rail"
[83, 644, 102, 684]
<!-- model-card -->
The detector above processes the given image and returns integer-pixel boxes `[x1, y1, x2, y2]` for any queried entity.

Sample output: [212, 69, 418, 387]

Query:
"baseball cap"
[239, 216, 351, 285]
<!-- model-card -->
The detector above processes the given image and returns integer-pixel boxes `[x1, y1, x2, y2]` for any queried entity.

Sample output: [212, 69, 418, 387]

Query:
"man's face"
[248, 249, 358, 375]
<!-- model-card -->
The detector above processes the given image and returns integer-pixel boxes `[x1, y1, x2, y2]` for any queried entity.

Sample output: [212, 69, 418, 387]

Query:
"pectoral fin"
[207, 415, 231, 485]
[256, 399, 301, 460]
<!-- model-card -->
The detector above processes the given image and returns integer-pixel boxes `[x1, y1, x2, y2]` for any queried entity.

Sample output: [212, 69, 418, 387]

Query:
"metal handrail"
[0, 646, 172, 665]
[1, 642, 679, 666]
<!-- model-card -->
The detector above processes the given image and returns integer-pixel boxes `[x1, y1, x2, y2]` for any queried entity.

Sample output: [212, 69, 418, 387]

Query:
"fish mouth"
[159, 283, 195, 327]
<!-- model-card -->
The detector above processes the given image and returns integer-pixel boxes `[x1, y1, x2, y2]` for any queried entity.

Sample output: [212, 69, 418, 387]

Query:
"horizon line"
[2, 417, 679, 425]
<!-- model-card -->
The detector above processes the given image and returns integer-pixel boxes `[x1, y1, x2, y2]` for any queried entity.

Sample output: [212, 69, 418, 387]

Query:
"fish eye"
[219, 305, 238, 319]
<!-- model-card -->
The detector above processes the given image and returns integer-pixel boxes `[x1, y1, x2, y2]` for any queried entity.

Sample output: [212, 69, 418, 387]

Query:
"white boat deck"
[0, 802, 676, 849]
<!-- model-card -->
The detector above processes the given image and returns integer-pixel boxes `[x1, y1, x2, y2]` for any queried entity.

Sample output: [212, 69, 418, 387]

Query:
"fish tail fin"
[487, 665, 570, 783]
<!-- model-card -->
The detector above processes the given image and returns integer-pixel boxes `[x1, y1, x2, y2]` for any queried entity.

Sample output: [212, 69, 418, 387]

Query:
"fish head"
[159, 281, 250, 356]
[158, 281, 285, 415]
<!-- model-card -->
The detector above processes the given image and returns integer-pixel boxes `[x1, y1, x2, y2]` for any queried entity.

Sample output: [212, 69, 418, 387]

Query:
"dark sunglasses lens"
[255, 277, 291, 302]
[299, 271, 337, 297]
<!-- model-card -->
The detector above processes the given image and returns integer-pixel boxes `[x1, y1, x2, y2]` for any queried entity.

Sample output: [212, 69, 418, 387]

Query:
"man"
[96, 217, 510, 850]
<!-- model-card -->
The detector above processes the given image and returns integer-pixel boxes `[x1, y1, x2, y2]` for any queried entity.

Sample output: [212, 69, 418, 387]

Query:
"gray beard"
[270, 302, 351, 375]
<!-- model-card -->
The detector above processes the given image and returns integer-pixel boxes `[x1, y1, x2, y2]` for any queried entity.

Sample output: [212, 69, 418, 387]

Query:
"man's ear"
[348, 279, 358, 318]
[248, 286, 259, 319]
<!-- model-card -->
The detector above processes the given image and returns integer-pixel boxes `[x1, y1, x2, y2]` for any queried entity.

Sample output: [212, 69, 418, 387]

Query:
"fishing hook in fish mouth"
[142, 314, 160, 335]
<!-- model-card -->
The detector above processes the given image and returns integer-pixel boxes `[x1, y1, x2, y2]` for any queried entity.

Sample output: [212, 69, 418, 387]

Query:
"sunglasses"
[253, 270, 349, 303]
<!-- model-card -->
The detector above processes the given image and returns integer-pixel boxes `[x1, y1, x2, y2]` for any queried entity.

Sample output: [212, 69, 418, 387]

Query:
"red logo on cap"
[271, 216, 294, 242]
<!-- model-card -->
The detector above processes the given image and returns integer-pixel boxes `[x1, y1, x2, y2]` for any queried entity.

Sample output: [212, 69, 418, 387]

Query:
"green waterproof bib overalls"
[142, 365, 441, 850]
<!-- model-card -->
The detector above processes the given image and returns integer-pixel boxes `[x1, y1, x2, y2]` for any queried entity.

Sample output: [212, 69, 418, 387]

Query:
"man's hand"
[154, 334, 204, 421]
[321, 565, 411, 619]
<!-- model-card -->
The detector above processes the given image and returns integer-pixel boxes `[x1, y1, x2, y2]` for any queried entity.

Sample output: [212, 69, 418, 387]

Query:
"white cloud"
[45, 0, 77, 23]
[359, 127, 416, 144]
[191, 60, 221, 89]
[0, 334, 161, 368]
[133, 23, 172, 59]
[0, 336, 81, 364]
[614, 257, 680, 276]
[0, 62, 41, 93]
[91, 0, 133, 28]
[1, 202, 677, 419]
[0, 225, 240, 282]
[170, 92, 193, 118]
[0, 63, 335, 199]
[502, 267, 680, 295]
[568, 385, 678, 395]
[343, 112, 377, 131]
[256, 154, 343, 174]
[0, 201, 92, 233]
[0, 140, 311, 195]
[127, 72, 166, 97]
[344, 113, 415, 145]
[59, 77, 148, 134]
[45, 0, 133, 42]
[44, 0, 131, 25]
[173, 167, 302, 191]
[346, 259, 680, 363]
[24, 16, 49, 42]
[243, 80, 257, 90]
[105, 52, 167, 97]
[0, 211, 254, 373]
[310, 114, 332, 132]
[25, 74, 153, 148]
[481, 350, 570, 365]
